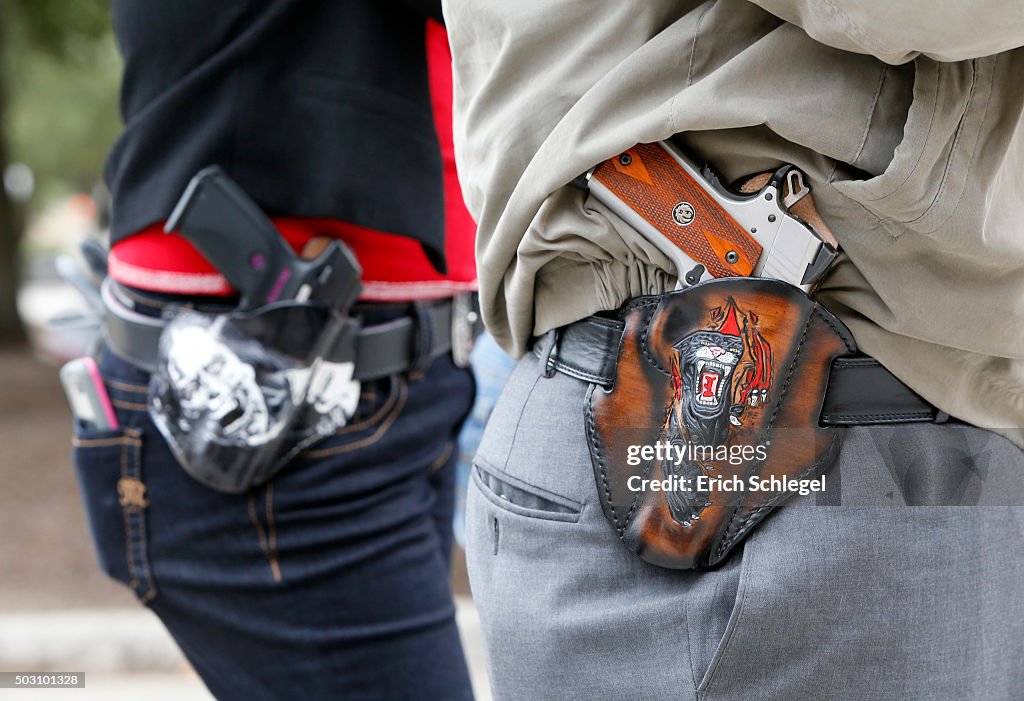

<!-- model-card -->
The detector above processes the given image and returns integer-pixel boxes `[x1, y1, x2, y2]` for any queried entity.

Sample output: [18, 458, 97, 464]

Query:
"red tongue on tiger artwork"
[699, 370, 721, 401]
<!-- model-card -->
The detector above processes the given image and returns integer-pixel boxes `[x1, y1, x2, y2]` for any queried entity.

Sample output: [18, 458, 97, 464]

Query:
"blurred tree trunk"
[0, 14, 26, 346]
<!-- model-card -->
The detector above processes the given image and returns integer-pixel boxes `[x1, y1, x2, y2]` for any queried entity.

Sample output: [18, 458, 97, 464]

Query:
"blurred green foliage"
[2, 0, 120, 209]
[0, 0, 119, 342]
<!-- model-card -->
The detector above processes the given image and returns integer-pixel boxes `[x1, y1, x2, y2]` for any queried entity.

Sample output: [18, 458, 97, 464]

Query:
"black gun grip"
[166, 166, 361, 311]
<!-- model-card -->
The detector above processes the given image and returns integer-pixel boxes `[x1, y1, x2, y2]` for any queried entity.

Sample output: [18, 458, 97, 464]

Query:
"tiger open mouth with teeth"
[661, 297, 769, 526]
[676, 332, 744, 436]
[694, 352, 739, 409]
[661, 331, 743, 526]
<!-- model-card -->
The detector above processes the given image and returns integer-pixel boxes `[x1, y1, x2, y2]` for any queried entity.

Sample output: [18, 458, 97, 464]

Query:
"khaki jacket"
[444, 0, 1024, 446]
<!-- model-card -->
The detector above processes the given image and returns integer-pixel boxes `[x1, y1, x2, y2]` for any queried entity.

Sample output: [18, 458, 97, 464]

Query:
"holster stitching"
[586, 386, 622, 535]
[640, 302, 671, 377]
[812, 305, 857, 353]
[550, 359, 610, 385]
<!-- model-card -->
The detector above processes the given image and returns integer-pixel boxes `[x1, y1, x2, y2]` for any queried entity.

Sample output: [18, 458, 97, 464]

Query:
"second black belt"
[535, 315, 951, 426]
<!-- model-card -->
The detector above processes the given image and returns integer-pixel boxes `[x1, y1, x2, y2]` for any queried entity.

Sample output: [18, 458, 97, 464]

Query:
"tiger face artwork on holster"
[586, 277, 856, 569]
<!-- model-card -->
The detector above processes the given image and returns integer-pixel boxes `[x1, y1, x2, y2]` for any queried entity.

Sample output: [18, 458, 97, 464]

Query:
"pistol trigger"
[699, 164, 722, 190]
[783, 169, 810, 209]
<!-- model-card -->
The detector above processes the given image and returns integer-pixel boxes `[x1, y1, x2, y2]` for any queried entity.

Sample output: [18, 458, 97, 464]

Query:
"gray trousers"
[466, 350, 1024, 700]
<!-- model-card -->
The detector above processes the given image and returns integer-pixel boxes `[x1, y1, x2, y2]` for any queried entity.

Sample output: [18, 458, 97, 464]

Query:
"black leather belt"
[101, 278, 476, 378]
[536, 315, 950, 426]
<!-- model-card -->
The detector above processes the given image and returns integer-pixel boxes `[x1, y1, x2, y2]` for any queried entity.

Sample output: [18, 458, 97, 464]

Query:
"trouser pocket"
[73, 425, 157, 603]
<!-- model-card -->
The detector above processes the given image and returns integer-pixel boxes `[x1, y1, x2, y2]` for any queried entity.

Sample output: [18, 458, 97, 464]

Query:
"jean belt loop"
[538, 329, 560, 379]
[410, 301, 436, 374]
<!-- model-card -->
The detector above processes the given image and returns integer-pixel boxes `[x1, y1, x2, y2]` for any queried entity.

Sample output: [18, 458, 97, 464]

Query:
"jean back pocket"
[73, 425, 156, 603]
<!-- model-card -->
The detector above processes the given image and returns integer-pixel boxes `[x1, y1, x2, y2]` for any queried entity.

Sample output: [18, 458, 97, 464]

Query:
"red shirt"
[109, 20, 476, 302]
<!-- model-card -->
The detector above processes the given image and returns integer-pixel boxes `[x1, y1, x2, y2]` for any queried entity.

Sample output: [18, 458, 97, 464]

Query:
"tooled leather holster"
[585, 277, 856, 570]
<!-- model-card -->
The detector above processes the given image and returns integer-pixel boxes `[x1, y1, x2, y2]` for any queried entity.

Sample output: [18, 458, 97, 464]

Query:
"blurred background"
[0, 1, 487, 697]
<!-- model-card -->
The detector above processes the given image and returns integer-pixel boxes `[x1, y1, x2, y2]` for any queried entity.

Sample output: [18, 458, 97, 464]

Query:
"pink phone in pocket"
[60, 356, 119, 431]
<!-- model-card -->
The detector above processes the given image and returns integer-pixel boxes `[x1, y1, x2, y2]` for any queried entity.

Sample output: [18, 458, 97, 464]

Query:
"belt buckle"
[451, 292, 480, 368]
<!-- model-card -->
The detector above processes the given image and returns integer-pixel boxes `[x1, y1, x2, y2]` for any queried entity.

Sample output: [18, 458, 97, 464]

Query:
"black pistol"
[166, 166, 362, 312]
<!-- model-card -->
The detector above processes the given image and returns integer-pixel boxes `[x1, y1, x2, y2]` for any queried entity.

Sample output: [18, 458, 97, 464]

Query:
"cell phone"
[59, 357, 119, 431]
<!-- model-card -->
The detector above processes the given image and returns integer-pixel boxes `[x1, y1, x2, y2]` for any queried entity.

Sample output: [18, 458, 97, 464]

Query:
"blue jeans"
[71, 311, 475, 700]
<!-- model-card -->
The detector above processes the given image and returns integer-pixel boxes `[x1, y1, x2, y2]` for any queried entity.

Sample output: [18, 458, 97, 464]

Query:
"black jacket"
[106, 0, 448, 270]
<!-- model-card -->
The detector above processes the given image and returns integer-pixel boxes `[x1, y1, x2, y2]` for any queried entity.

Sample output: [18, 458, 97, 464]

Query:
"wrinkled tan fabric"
[443, 0, 1024, 445]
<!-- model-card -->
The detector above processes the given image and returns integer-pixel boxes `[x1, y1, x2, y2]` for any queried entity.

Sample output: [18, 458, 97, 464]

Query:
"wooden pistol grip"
[591, 143, 762, 278]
